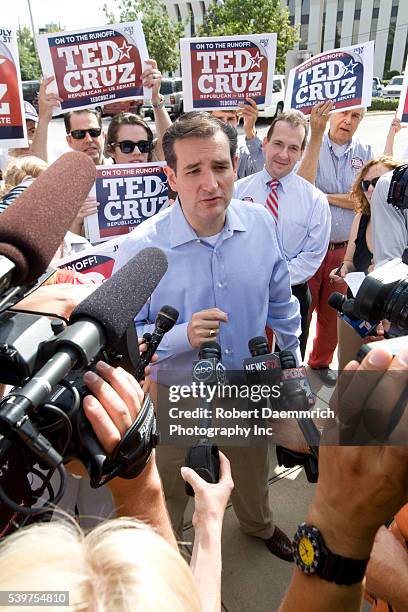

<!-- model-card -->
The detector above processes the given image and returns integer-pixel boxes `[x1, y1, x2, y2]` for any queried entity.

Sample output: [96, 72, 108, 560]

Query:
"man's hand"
[237, 97, 258, 140]
[187, 308, 228, 348]
[12, 283, 97, 319]
[70, 196, 98, 235]
[180, 452, 234, 529]
[388, 113, 406, 137]
[365, 525, 408, 606]
[142, 58, 163, 105]
[309, 100, 334, 139]
[308, 346, 408, 559]
[38, 76, 62, 123]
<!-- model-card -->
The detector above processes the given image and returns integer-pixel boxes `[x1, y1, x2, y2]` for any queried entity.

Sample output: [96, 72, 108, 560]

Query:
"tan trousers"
[156, 444, 275, 540]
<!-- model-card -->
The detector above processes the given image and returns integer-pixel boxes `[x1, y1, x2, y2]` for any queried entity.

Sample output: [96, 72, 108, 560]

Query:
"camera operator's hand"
[180, 452, 233, 529]
[12, 283, 97, 319]
[181, 452, 234, 612]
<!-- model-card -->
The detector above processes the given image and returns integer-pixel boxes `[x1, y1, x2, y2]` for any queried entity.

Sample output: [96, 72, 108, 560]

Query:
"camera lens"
[384, 279, 408, 330]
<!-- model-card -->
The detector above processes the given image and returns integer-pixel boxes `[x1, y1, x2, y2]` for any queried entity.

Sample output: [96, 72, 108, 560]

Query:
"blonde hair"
[0, 517, 201, 611]
[0, 156, 48, 199]
[351, 155, 400, 216]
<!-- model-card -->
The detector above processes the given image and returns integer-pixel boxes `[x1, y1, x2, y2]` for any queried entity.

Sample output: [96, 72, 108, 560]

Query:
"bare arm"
[181, 452, 234, 612]
[297, 101, 334, 185]
[327, 192, 355, 209]
[280, 346, 408, 612]
[30, 77, 62, 163]
[143, 59, 172, 161]
[383, 114, 406, 157]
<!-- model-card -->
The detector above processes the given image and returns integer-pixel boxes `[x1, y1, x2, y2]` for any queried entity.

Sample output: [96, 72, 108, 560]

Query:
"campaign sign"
[397, 57, 408, 124]
[0, 26, 27, 147]
[86, 162, 168, 243]
[56, 235, 127, 282]
[284, 41, 374, 115]
[180, 34, 276, 111]
[37, 22, 149, 113]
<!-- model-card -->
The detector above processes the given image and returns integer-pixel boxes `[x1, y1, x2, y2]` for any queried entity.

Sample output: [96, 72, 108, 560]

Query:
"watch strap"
[320, 548, 369, 585]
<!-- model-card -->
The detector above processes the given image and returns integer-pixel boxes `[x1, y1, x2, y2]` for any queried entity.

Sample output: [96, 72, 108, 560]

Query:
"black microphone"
[243, 336, 281, 388]
[134, 305, 179, 381]
[0, 152, 96, 291]
[0, 247, 168, 468]
[278, 351, 320, 451]
[185, 341, 224, 496]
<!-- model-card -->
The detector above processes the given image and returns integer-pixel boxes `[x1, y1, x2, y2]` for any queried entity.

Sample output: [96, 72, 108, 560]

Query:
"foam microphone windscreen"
[0, 151, 96, 285]
[70, 247, 168, 347]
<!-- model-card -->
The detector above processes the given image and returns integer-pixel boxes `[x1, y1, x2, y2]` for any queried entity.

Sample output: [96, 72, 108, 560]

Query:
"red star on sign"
[249, 51, 263, 69]
[117, 40, 133, 60]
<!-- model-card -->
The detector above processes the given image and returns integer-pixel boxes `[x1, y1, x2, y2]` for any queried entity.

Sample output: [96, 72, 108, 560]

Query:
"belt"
[328, 241, 348, 250]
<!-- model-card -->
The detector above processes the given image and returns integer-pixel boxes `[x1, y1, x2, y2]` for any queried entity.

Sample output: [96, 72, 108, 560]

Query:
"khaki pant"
[156, 443, 275, 540]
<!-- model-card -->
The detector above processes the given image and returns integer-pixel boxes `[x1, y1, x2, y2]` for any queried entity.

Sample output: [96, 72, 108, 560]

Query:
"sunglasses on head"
[361, 177, 380, 191]
[69, 128, 102, 139]
[113, 140, 153, 154]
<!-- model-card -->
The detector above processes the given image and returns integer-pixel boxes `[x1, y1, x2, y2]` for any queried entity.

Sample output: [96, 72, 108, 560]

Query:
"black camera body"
[387, 164, 408, 210]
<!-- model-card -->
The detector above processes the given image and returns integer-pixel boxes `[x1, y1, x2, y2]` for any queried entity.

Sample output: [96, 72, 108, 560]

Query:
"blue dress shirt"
[316, 133, 372, 242]
[113, 198, 301, 381]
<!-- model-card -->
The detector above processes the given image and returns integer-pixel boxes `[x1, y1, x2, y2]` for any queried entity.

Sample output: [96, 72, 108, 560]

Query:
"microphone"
[243, 336, 281, 388]
[2, 247, 168, 418]
[185, 341, 224, 496]
[0, 152, 96, 289]
[328, 292, 379, 338]
[134, 305, 179, 381]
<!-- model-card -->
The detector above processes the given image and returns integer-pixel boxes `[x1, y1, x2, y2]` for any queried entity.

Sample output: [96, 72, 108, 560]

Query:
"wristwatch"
[293, 523, 370, 585]
[152, 94, 165, 110]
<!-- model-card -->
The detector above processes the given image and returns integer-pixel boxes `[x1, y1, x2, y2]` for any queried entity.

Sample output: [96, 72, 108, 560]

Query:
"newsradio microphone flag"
[0, 152, 96, 289]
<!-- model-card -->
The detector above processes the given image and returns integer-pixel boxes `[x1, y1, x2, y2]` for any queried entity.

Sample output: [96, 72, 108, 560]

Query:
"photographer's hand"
[181, 453, 234, 612]
[82, 361, 177, 549]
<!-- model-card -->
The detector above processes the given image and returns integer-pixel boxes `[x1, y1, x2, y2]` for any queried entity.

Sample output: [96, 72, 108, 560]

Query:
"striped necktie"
[266, 179, 280, 220]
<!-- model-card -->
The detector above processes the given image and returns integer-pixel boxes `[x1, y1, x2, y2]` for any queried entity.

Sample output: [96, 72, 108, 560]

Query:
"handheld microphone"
[185, 341, 223, 496]
[134, 305, 179, 381]
[243, 336, 281, 388]
[328, 292, 379, 338]
[0, 152, 96, 291]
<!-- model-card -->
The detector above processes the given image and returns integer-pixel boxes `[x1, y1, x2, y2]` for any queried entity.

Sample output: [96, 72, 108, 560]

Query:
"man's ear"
[262, 135, 269, 152]
[164, 165, 177, 192]
[232, 154, 238, 174]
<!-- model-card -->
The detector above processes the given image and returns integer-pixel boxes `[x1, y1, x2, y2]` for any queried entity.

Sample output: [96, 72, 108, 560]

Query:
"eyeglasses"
[361, 177, 380, 191]
[112, 140, 153, 154]
[69, 128, 102, 139]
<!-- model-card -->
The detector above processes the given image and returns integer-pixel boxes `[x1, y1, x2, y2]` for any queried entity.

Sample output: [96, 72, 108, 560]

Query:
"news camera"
[387, 163, 408, 210]
[0, 248, 172, 531]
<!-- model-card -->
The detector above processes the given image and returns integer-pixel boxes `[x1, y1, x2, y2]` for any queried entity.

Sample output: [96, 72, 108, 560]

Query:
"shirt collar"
[170, 198, 245, 248]
[326, 132, 353, 156]
[261, 167, 294, 194]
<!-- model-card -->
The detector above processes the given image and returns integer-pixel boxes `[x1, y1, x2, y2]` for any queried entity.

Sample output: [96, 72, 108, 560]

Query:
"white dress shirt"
[234, 168, 331, 286]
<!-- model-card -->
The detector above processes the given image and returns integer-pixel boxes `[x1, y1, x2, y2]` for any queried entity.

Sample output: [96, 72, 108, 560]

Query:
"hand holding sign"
[309, 100, 334, 137]
[141, 58, 162, 103]
[38, 76, 62, 121]
[237, 97, 259, 140]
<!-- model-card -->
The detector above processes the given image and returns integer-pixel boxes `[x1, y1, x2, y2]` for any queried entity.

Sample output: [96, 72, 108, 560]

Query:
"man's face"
[262, 120, 304, 180]
[66, 112, 105, 164]
[329, 108, 364, 145]
[9, 120, 37, 156]
[211, 110, 239, 128]
[165, 131, 237, 236]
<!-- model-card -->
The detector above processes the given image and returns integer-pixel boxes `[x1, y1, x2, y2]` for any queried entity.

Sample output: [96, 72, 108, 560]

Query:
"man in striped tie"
[235, 111, 331, 359]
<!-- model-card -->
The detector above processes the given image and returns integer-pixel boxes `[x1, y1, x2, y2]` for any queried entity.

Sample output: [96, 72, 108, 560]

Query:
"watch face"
[293, 524, 321, 574]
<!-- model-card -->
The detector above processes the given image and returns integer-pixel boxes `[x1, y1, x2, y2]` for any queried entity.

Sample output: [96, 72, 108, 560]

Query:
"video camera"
[387, 163, 408, 210]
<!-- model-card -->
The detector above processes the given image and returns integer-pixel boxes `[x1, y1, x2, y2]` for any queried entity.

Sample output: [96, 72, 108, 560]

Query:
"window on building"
[384, 0, 400, 75]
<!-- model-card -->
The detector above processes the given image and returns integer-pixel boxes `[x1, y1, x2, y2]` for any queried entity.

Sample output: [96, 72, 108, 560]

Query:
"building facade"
[164, 0, 408, 77]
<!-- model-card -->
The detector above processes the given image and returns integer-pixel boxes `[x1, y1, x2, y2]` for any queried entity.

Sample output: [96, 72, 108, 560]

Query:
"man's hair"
[64, 108, 102, 133]
[106, 112, 154, 162]
[266, 111, 309, 150]
[162, 111, 238, 171]
[0, 518, 201, 611]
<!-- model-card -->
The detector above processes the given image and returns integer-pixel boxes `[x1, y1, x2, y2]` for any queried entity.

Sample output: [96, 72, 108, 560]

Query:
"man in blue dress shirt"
[234, 111, 331, 359]
[113, 112, 301, 562]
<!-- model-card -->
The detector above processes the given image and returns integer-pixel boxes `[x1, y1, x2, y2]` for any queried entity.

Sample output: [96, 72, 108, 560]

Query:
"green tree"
[103, 0, 184, 74]
[197, 0, 299, 74]
[18, 26, 41, 81]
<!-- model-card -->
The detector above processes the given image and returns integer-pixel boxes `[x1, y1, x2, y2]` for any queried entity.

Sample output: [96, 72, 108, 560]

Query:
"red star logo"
[117, 40, 133, 60]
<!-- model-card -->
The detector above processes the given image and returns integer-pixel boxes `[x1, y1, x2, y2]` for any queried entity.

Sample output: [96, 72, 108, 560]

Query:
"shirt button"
[217, 282, 223, 288]
[225, 348, 232, 355]
[196, 239, 201, 243]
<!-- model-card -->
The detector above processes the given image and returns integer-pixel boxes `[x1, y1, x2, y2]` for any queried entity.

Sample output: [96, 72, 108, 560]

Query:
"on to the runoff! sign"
[397, 57, 408, 124]
[0, 26, 27, 148]
[37, 22, 149, 113]
[285, 41, 374, 116]
[180, 34, 276, 111]
[56, 235, 127, 283]
[86, 162, 168, 244]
